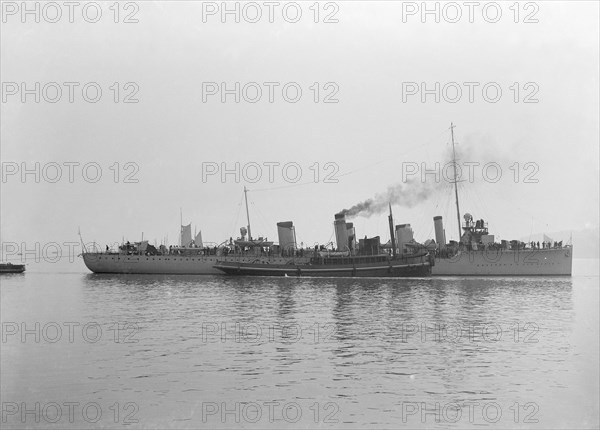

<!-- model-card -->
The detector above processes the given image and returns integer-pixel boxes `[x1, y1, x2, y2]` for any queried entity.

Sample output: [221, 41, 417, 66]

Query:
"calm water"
[1, 259, 598, 429]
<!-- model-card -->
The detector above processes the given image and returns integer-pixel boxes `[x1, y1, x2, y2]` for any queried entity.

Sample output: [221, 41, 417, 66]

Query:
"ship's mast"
[450, 123, 462, 240]
[78, 227, 88, 253]
[244, 186, 252, 241]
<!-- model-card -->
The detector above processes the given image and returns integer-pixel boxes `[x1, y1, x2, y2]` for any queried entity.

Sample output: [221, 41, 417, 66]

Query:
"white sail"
[181, 224, 192, 247]
[194, 231, 203, 247]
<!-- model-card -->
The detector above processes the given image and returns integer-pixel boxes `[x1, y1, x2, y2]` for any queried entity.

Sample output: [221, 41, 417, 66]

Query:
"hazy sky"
[1, 1, 598, 259]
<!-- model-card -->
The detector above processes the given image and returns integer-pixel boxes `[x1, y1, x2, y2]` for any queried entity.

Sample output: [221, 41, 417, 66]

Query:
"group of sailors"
[111, 242, 220, 256]
[435, 238, 565, 255]
[167, 245, 219, 256]
[110, 236, 566, 258]
[529, 241, 563, 249]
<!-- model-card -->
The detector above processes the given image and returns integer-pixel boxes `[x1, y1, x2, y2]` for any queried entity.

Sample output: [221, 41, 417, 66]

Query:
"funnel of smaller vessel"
[395, 224, 414, 257]
[433, 216, 446, 250]
[346, 222, 356, 253]
[334, 213, 350, 252]
[277, 221, 296, 254]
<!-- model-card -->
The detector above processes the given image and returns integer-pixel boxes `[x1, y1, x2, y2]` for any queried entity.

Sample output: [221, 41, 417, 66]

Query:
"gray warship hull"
[82, 253, 311, 275]
[432, 246, 573, 276]
[83, 248, 572, 276]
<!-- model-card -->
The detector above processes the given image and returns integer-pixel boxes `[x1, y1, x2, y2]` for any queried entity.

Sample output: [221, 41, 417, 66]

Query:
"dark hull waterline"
[213, 261, 432, 277]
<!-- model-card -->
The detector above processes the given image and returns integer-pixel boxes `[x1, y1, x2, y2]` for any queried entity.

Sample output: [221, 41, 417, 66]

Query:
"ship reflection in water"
[74, 270, 594, 427]
[2, 264, 597, 428]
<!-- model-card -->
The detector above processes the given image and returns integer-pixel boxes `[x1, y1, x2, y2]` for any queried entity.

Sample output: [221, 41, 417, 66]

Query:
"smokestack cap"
[335, 213, 346, 220]
[434, 216, 443, 221]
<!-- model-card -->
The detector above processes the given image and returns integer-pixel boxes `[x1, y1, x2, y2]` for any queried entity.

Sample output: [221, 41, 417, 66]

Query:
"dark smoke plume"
[338, 180, 433, 219]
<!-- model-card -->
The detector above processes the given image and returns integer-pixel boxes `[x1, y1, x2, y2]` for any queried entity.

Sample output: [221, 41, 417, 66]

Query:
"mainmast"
[450, 123, 462, 241]
[244, 186, 252, 241]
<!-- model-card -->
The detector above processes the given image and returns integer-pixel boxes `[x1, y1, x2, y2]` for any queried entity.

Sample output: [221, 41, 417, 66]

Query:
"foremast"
[244, 186, 252, 241]
[450, 123, 462, 241]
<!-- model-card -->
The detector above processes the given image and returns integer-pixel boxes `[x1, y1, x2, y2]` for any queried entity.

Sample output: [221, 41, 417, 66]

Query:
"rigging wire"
[251, 180, 323, 192]
[251, 126, 451, 193]
[337, 127, 450, 179]
[228, 191, 245, 238]
[250, 199, 275, 239]
[225, 124, 571, 246]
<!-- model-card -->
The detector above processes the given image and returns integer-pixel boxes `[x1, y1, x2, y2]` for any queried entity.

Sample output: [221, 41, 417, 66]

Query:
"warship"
[81, 187, 312, 274]
[82, 124, 572, 277]
[429, 214, 572, 276]
[83, 190, 432, 277]
[429, 123, 572, 276]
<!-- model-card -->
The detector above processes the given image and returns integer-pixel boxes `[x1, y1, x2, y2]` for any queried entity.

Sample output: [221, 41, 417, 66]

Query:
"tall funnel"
[334, 213, 349, 252]
[277, 221, 296, 254]
[395, 224, 414, 257]
[433, 216, 446, 250]
[346, 222, 356, 254]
